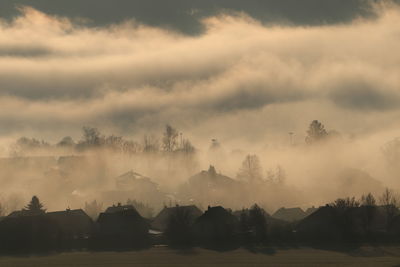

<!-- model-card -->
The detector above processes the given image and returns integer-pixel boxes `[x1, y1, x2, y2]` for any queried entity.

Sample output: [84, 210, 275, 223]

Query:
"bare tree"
[266, 165, 286, 185]
[361, 193, 376, 206]
[330, 197, 360, 210]
[379, 188, 398, 228]
[143, 134, 159, 153]
[180, 139, 196, 155]
[82, 127, 103, 147]
[122, 140, 141, 155]
[238, 154, 263, 183]
[162, 124, 179, 152]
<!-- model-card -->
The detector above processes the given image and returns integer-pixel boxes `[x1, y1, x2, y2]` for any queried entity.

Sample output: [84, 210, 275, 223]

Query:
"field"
[1, 246, 400, 267]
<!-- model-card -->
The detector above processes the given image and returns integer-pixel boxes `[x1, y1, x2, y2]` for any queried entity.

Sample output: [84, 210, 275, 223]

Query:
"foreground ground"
[1, 246, 400, 267]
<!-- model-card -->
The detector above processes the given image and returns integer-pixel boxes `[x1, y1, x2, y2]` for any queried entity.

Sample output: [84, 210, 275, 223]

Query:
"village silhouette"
[1, 176, 400, 254]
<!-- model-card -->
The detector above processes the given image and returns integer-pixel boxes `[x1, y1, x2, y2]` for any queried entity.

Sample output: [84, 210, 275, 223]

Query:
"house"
[193, 206, 239, 243]
[96, 205, 149, 246]
[178, 166, 240, 207]
[7, 209, 41, 217]
[272, 207, 307, 222]
[295, 206, 343, 241]
[151, 205, 202, 231]
[0, 214, 58, 251]
[46, 209, 93, 239]
[102, 171, 166, 208]
[115, 171, 158, 191]
[305, 206, 318, 216]
[296, 205, 391, 241]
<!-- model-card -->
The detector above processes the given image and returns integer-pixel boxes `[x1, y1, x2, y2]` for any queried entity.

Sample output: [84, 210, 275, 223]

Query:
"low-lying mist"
[0, 121, 399, 218]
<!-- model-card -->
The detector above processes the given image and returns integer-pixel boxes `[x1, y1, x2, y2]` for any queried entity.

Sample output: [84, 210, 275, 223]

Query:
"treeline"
[10, 124, 196, 156]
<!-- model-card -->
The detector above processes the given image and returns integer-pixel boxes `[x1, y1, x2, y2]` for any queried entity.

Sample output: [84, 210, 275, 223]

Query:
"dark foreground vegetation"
[2, 191, 400, 255]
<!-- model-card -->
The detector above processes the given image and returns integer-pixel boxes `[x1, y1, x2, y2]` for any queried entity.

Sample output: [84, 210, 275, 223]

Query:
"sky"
[0, 0, 400, 147]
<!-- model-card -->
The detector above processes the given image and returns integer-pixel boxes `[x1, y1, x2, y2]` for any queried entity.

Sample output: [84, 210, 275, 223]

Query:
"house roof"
[273, 207, 306, 222]
[197, 206, 236, 222]
[105, 204, 136, 214]
[47, 209, 90, 219]
[7, 209, 45, 217]
[187, 166, 237, 188]
[115, 171, 158, 190]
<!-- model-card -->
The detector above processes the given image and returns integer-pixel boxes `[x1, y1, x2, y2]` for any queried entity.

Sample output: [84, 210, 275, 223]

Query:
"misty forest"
[2, 1, 400, 265]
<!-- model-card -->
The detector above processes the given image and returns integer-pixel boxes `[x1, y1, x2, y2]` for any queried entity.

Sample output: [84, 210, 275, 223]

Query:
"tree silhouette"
[360, 193, 377, 236]
[82, 127, 103, 147]
[142, 134, 159, 153]
[361, 193, 376, 206]
[248, 204, 268, 242]
[379, 188, 398, 229]
[25, 196, 46, 214]
[162, 124, 179, 152]
[57, 136, 75, 147]
[330, 197, 360, 210]
[238, 154, 263, 183]
[305, 120, 328, 144]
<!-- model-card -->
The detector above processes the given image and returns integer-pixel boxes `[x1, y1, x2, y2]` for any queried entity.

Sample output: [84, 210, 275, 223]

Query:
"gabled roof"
[197, 206, 236, 222]
[47, 209, 91, 219]
[272, 207, 306, 222]
[46, 209, 93, 234]
[97, 208, 145, 224]
[7, 209, 45, 218]
[188, 166, 237, 188]
[105, 204, 136, 214]
[115, 170, 158, 190]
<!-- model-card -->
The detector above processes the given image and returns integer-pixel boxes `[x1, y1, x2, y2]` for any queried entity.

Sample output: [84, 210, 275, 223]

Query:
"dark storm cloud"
[0, 0, 392, 34]
[330, 86, 400, 111]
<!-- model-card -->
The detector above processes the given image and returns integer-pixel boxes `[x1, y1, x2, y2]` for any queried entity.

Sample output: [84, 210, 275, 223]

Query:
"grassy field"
[1, 246, 400, 267]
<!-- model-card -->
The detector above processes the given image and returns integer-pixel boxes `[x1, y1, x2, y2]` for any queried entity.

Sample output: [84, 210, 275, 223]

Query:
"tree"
[122, 140, 141, 155]
[25, 196, 46, 214]
[305, 120, 328, 144]
[248, 204, 268, 242]
[104, 135, 124, 151]
[238, 154, 263, 183]
[82, 127, 103, 147]
[162, 124, 179, 152]
[57, 136, 75, 147]
[360, 193, 377, 236]
[180, 139, 196, 155]
[165, 206, 195, 245]
[266, 166, 286, 185]
[143, 134, 159, 153]
[330, 197, 360, 210]
[379, 188, 398, 228]
[361, 193, 376, 206]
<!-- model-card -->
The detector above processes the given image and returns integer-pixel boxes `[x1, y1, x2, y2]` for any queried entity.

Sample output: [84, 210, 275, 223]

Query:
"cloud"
[0, 0, 387, 34]
[0, 5, 400, 143]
